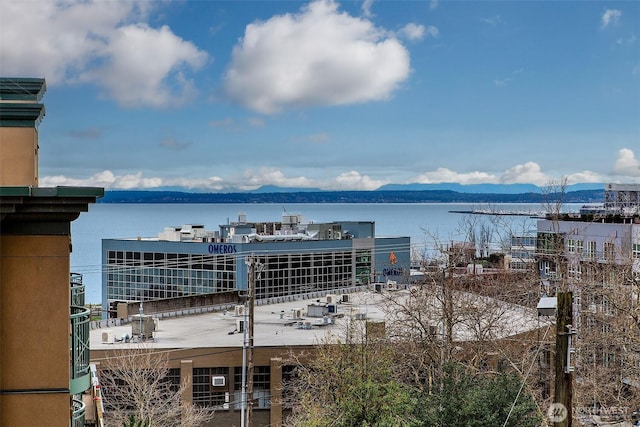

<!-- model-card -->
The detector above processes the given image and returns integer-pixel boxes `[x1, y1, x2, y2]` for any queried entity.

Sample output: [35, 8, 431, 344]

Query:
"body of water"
[71, 202, 574, 303]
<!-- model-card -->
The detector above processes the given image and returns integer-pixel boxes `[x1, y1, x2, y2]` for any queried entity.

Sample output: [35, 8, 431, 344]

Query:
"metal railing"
[72, 398, 86, 427]
[70, 272, 85, 307]
[71, 305, 91, 382]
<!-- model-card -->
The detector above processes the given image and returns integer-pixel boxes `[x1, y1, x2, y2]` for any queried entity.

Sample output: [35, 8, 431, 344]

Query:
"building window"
[633, 243, 640, 259]
[233, 366, 270, 409]
[585, 241, 596, 259]
[193, 367, 229, 409]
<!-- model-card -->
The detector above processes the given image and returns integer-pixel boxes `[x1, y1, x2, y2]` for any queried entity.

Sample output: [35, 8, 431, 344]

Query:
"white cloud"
[613, 148, 640, 177]
[224, 0, 411, 114]
[601, 9, 621, 29]
[362, 0, 374, 18]
[412, 168, 498, 185]
[333, 171, 387, 190]
[87, 24, 207, 107]
[0, 1, 207, 108]
[40, 170, 226, 190]
[500, 162, 549, 185]
[399, 23, 432, 41]
[564, 171, 604, 185]
[237, 168, 316, 190]
[412, 162, 553, 186]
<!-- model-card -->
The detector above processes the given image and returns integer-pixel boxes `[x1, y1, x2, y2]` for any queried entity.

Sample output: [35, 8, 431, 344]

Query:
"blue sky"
[1, 0, 639, 191]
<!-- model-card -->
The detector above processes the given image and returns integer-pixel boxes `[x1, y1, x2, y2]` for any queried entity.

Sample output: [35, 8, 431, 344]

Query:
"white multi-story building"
[102, 211, 410, 317]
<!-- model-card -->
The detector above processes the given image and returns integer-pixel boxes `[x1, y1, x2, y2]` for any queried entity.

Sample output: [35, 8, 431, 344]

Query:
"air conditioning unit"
[326, 294, 337, 304]
[292, 308, 303, 320]
[327, 304, 337, 314]
[236, 319, 245, 332]
[212, 376, 226, 387]
[234, 305, 245, 316]
[342, 294, 350, 303]
[101, 330, 115, 344]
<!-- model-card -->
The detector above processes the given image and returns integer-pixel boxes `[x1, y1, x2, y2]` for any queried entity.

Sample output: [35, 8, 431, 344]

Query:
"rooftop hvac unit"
[292, 308, 303, 320]
[326, 294, 337, 304]
[101, 330, 115, 344]
[212, 376, 226, 387]
[234, 305, 245, 316]
[327, 304, 337, 314]
[342, 294, 350, 303]
[236, 319, 246, 333]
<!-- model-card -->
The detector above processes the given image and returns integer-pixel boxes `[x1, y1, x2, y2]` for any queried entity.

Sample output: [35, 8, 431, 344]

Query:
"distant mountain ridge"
[100, 186, 605, 204]
[375, 182, 604, 193]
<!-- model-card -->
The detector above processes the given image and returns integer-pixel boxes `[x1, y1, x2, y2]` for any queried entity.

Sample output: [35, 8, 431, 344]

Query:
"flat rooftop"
[90, 289, 549, 350]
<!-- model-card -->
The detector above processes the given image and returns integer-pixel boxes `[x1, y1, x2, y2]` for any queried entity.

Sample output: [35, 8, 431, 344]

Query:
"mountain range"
[100, 183, 607, 204]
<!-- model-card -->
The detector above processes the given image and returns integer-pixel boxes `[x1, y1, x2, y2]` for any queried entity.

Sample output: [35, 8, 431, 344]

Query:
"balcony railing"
[70, 273, 90, 395]
[70, 272, 85, 306]
[72, 398, 85, 427]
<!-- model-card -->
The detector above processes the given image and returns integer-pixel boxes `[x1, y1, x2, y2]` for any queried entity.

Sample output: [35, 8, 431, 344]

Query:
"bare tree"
[100, 346, 214, 427]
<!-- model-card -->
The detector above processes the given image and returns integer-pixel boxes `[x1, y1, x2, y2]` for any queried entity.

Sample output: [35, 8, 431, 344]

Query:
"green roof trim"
[0, 77, 46, 101]
[0, 186, 32, 197]
[0, 186, 104, 198]
[32, 186, 105, 198]
[0, 102, 45, 127]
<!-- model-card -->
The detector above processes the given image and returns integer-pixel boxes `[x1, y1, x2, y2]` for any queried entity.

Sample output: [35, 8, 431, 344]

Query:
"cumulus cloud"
[362, 0, 374, 18]
[40, 170, 225, 190]
[224, 0, 412, 114]
[565, 171, 604, 185]
[333, 171, 387, 190]
[500, 162, 549, 185]
[0, 1, 207, 108]
[399, 23, 433, 41]
[413, 168, 498, 185]
[237, 168, 316, 190]
[412, 162, 555, 186]
[88, 24, 208, 107]
[613, 148, 640, 177]
[601, 9, 621, 29]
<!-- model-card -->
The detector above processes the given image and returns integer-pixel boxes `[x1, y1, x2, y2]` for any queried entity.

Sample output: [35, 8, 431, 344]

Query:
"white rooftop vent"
[234, 305, 245, 316]
[101, 330, 115, 344]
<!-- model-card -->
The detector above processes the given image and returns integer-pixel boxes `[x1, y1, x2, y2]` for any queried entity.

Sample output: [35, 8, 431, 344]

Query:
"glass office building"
[102, 212, 410, 311]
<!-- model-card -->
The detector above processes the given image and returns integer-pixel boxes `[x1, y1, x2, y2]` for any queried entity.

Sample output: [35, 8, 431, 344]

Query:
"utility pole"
[246, 255, 255, 427]
[553, 291, 575, 427]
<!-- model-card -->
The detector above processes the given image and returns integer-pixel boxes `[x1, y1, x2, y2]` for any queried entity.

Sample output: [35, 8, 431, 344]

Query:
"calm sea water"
[71, 202, 578, 303]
